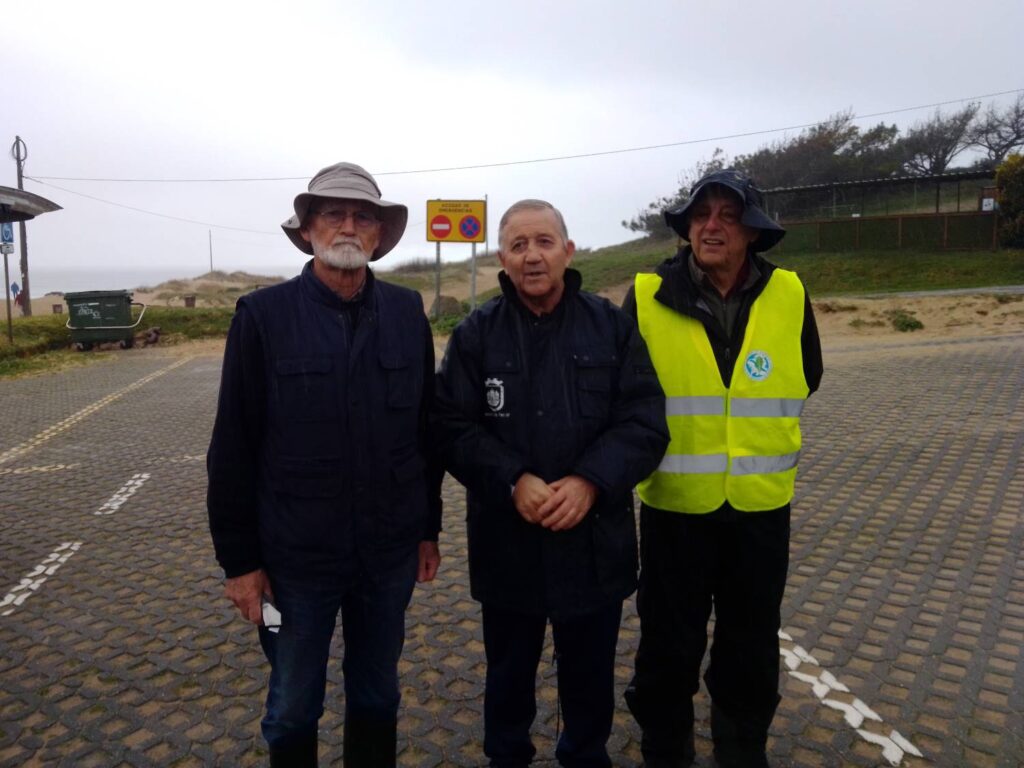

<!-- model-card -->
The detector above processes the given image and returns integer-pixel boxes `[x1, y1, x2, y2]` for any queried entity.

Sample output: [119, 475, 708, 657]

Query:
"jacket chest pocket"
[274, 356, 338, 422]
[573, 347, 618, 421]
[380, 350, 415, 409]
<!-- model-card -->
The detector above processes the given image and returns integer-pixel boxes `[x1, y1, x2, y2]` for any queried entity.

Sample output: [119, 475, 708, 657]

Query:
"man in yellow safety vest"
[622, 169, 823, 768]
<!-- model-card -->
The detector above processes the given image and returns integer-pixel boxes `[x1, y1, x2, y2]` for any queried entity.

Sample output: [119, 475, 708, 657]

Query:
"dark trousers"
[481, 602, 623, 768]
[257, 553, 418, 763]
[625, 505, 789, 762]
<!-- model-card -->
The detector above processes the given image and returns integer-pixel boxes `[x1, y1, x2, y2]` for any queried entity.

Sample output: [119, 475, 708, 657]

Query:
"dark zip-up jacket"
[433, 269, 669, 618]
[207, 262, 442, 582]
[623, 247, 823, 517]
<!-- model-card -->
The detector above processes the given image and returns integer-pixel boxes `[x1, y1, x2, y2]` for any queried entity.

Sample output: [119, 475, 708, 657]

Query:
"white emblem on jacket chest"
[485, 378, 506, 412]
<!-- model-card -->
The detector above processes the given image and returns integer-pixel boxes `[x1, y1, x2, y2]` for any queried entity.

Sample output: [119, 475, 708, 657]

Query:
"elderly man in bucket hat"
[621, 169, 823, 768]
[207, 162, 442, 767]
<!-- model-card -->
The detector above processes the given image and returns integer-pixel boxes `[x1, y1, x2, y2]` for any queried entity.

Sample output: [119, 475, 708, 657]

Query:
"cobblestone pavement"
[0, 333, 1021, 767]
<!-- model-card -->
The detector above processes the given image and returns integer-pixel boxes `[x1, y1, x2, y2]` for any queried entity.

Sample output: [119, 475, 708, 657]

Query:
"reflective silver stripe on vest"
[730, 398, 805, 418]
[657, 453, 729, 474]
[729, 452, 801, 475]
[665, 396, 725, 416]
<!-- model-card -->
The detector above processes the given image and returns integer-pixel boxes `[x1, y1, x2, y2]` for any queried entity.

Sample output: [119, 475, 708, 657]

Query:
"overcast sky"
[4, 0, 1023, 293]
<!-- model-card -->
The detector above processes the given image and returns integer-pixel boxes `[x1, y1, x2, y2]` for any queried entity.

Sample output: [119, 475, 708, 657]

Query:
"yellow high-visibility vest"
[635, 268, 808, 513]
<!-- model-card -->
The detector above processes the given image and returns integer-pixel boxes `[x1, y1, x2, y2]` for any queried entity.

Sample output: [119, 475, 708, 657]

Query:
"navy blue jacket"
[433, 270, 669, 618]
[207, 263, 441, 582]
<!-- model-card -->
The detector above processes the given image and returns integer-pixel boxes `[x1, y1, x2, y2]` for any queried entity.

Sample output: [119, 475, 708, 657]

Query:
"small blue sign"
[0, 223, 13, 244]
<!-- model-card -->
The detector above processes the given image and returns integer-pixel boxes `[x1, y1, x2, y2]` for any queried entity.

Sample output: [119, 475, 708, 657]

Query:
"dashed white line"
[95, 473, 151, 515]
[779, 629, 925, 765]
[0, 462, 81, 476]
[0, 542, 82, 616]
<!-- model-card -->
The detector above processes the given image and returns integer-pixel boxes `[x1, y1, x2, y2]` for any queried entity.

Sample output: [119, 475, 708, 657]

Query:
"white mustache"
[333, 237, 364, 249]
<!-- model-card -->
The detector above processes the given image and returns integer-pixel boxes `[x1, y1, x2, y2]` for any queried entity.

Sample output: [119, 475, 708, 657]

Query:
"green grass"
[766, 248, 1024, 296]
[555, 236, 1024, 298]
[0, 305, 236, 378]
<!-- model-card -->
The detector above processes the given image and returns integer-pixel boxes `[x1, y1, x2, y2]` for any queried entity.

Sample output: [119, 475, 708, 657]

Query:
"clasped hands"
[512, 473, 598, 531]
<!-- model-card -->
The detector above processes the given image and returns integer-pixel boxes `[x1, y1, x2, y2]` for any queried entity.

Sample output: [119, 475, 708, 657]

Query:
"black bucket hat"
[664, 169, 785, 252]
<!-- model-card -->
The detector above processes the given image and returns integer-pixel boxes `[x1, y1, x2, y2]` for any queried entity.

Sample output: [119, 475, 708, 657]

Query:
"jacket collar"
[299, 258, 377, 311]
[654, 246, 773, 316]
[498, 268, 583, 314]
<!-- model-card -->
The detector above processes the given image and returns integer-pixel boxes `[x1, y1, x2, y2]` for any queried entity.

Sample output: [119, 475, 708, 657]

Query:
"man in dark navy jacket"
[433, 200, 669, 767]
[207, 162, 441, 767]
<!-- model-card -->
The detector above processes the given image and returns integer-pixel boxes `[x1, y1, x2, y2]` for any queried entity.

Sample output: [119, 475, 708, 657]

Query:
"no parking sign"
[1, 222, 12, 255]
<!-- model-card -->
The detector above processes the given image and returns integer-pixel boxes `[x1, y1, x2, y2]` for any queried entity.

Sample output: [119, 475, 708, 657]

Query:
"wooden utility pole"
[11, 137, 31, 316]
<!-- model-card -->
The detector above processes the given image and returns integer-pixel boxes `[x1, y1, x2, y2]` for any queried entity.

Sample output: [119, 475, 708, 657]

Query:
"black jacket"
[623, 247, 823, 518]
[207, 263, 441, 582]
[433, 270, 669, 618]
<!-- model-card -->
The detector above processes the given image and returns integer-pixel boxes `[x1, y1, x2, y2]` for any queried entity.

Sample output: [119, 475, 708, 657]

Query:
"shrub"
[996, 154, 1024, 247]
[885, 308, 924, 332]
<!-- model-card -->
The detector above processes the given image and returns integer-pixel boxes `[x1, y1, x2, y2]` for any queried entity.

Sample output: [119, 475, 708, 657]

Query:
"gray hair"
[498, 199, 569, 248]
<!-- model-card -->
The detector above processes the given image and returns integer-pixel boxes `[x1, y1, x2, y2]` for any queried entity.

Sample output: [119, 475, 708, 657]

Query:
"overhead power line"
[24, 176, 280, 235]
[28, 88, 1024, 183]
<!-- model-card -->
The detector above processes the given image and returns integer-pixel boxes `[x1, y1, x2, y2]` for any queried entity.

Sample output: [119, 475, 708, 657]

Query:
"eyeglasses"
[314, 208, 381, 229]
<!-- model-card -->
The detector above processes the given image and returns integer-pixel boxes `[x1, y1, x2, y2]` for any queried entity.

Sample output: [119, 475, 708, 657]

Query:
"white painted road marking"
[779, 629, 925, 765]
[95, 473, 151, 516]
[0, 357, 192, 466]
[0, 543, 82, 616]
[0, 462, 81, 476]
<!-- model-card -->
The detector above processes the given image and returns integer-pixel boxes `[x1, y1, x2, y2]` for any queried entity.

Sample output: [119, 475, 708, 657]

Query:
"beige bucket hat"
[281, 162, 408, 260]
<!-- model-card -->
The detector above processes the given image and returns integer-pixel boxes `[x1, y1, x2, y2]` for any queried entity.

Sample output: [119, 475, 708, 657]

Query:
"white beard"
[315, 240, 370, 269]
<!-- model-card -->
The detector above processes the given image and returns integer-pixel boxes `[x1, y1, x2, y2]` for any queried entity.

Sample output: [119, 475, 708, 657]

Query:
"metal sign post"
[434, 241, 441, 320]
[3, 251, 12, 343]
[470, 241, 477, 310]
[1, 222, 13, 342]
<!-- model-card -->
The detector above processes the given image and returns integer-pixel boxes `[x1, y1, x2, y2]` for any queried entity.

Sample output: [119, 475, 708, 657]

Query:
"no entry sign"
[430, 215, 452, 240]
[426, 200, 487, 243]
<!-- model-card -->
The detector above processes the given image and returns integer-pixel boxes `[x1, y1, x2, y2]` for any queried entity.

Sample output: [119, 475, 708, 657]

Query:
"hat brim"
[664, 179, 785, 252]
[281, 190, 408, 261]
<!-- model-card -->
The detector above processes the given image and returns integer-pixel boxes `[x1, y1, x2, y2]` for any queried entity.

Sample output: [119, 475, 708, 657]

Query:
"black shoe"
[343, 717, 397, 768]
[710, 703, 770, 768]
[640, 728, 695, 768]
[712, 746, 769, 768]
[269, 734, 318, 768]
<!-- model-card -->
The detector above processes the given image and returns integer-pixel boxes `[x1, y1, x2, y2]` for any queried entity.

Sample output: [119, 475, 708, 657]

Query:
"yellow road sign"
[426, 199, 486, 243]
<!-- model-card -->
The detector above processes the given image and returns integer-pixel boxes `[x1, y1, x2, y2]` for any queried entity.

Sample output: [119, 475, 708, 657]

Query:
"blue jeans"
[257, 553, 418, 749]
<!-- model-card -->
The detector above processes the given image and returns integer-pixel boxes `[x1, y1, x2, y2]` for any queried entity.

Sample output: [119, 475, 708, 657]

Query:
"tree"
[897, 104, 979, 175]
[622, 148, 727, 236]
[840, 122, 902, 180]
[735, 111, 860, 189]
[995, 153, 1024, 247]
[969, 94, 1024, 169]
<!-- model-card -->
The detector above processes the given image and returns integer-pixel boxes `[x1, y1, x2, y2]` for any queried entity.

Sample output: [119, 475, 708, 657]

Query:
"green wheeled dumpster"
[65, 290, 147, 350]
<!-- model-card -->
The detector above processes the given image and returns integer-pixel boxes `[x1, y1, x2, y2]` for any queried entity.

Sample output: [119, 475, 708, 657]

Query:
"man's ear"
[565, 239, 576, 266]
[497, 249, 507, 268]
[299, 226, 312, 244]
